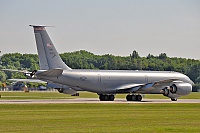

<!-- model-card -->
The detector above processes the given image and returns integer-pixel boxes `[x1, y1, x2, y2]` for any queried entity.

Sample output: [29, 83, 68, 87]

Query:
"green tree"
[0, 71, 7, 81]
[1, 50, 200, 90]
[131, 50, 140, 59]
[11, 72, 26, 79]
[158, 53, 167, 59]
[186, 63, 200, 82]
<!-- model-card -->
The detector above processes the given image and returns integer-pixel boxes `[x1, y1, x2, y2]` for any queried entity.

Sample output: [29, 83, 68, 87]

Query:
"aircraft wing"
[116, 79, 178, 93]
[8, 79, 47, 83]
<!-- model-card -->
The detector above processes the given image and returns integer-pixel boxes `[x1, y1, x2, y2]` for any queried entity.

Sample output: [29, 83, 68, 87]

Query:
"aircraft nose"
[190, 80, 195, 85]
[184, 75, 194, 85]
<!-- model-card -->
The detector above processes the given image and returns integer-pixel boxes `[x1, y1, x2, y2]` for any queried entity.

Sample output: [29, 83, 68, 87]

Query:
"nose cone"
[190, 80, 195, 86]
[190, 80, 195, 85]
[182, 74, 194, 85]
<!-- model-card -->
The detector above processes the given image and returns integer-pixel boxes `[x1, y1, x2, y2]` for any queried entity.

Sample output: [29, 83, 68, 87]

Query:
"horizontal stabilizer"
[36, 68, 63, 77]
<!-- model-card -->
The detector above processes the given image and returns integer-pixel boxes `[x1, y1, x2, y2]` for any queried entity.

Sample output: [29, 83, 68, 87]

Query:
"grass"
[0, 91, 199, 100]
[0, 92, 199, 132]
[0, 91, 73, 100]
[0, 103, 199, 133]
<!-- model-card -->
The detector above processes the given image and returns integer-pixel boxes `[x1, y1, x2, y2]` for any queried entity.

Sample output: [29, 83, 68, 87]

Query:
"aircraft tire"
[136, 95, 142, 101]
[131, 95, 136, 101]
[99, 95, 104, 101]
[99, 94, 110, 101]
[104, 95, 109, 101]
[171, 98, 177, 101]
[126, 95, 132, 101]
[109, 95, 115, 101]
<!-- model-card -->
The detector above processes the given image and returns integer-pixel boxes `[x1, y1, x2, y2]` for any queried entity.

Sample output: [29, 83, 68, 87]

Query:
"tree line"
[0, 50, 200, 91]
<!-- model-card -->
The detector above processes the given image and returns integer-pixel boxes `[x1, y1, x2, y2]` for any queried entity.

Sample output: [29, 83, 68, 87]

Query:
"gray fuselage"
[38, 69, 193, 94]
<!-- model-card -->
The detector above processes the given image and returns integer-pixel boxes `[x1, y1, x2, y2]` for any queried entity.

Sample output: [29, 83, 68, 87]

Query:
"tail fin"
[29, 25, 71, 70]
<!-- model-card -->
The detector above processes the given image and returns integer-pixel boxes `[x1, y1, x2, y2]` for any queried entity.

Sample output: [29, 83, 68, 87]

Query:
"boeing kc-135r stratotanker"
[28, 25, 194, 101]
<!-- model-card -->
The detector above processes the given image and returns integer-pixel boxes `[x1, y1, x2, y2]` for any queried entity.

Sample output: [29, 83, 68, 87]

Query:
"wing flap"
[116, 84, 142, 93]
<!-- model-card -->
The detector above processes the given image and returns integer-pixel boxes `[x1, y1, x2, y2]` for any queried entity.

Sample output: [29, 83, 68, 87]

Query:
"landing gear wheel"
[136, 95, 142, 101]
[99, 94, 115, 101]
[99, 95, 104, 101]
[109, 95, 115, 101]
[131, 95, 136, 101]
[171, 98, 177, 101]
[126, 95, 141, 101]
[126, 95, 132, 101]
[104, 95, 109, 101]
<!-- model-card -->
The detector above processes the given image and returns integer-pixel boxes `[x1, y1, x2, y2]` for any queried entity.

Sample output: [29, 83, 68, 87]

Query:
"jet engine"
[57, 88, 64, 93]
[57, 87, 77, 95]
[47, 83, 77, 95]
[162, 82, 192, 99]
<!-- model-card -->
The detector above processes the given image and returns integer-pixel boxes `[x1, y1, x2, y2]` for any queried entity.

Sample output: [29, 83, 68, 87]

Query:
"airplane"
[28, 25, 194, 101]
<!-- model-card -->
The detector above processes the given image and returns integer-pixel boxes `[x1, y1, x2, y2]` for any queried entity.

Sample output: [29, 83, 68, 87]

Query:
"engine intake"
[170, 84, 177, 93]
[57, 88, 64, 93]
[56, 88, 77, 95]
[163, 87, 169, 96]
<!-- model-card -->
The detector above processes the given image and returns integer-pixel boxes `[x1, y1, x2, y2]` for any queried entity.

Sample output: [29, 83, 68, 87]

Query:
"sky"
[0, 0, 200, 59]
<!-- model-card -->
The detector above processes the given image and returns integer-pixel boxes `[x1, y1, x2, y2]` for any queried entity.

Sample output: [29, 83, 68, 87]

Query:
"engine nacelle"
[57, 88, 77, 95]
[47, 83, 77, 95]
[57, 88, 64, 93]
[172, 82, 192, 96]
[163, 82, 192, 98]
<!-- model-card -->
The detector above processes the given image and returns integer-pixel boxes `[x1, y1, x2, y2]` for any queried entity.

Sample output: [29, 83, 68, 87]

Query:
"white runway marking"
[0, 98, 199, 104]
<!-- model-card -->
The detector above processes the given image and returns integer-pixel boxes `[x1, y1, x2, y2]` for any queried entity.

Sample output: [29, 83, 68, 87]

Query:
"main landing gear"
[126, 94, 142, 101]
[98, 94, 143, 101]
[99, 94, 115, 101]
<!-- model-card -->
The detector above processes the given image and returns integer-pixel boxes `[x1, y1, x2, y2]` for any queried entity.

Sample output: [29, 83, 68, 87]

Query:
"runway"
[0, 98, 199, 104]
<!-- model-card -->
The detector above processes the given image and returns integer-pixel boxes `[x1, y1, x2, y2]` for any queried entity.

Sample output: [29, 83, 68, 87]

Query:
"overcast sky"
[0, 0, 200, 59]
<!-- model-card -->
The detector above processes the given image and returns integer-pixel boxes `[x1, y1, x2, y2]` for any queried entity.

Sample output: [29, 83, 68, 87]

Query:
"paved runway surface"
[0, 98, 199, 104]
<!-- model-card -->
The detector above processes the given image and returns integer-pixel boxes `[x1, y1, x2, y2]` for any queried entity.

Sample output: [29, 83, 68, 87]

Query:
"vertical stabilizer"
[29, 25, 71, 70]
